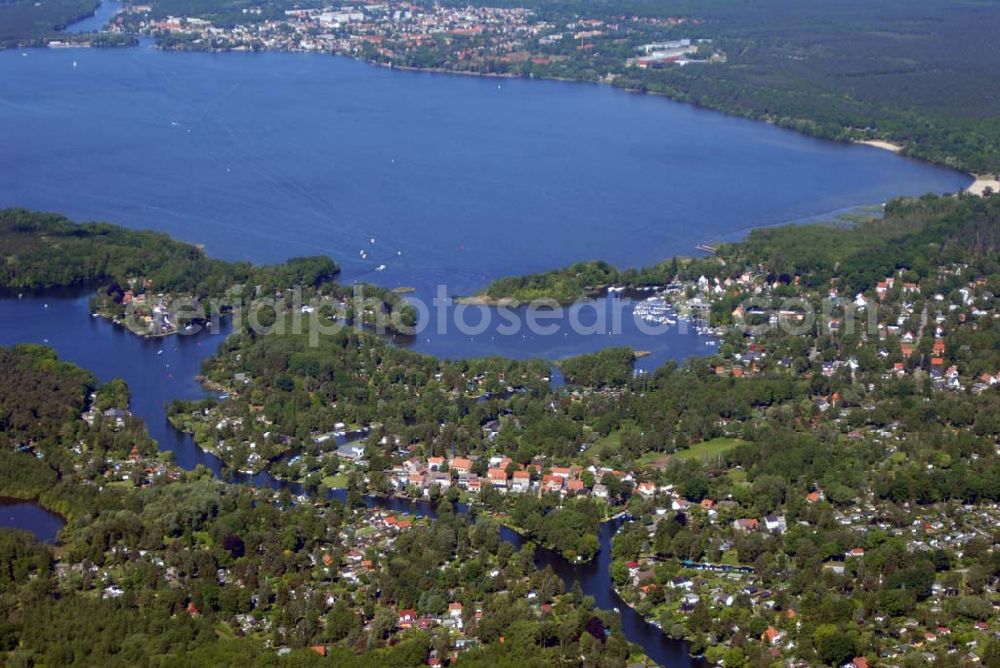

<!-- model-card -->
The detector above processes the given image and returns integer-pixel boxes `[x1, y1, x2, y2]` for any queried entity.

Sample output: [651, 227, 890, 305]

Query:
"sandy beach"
[855, 139, 904, 153]
[966, 174, 1000, 196]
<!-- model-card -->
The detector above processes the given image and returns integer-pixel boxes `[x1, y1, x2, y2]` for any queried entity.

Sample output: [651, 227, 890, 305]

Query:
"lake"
[0, 497, 65, 543]
[1, 43, 968, 305]
[0, 34, 974, 666]
[0, 41, 970, 364]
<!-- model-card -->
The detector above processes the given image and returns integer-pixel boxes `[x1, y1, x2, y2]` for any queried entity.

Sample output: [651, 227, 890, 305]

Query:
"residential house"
[511, 470, 531, 493]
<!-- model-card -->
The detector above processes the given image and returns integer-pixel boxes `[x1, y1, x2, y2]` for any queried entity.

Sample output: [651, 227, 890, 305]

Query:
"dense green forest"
[0, 208, 339, 294]
[476, 261, 620, 304]
[0, 345, 95, 450]
[0, 0, 97, 47]
[558, 347, 637, 388]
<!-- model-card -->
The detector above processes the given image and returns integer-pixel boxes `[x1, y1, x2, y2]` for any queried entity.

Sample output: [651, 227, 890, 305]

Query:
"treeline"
[726, 194, 1000, 292]
[0, 0, 97, 47]
[558, 347, 636, 388]
[0, 208, 339, 294]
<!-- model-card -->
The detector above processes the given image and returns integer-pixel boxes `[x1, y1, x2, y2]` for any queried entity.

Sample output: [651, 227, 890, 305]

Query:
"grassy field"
[322, 473, 349, 489]
[633, 437, 746, 470]
[672, 438, 746, 462]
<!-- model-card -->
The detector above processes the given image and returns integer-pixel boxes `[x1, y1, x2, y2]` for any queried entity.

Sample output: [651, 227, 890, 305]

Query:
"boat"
[375, 264, 386, 271]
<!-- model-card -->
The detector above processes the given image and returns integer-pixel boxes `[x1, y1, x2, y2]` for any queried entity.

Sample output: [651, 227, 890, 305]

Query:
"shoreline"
[966, 174, 1000, 196]
[854, 138, 904, 153]
[116, 38, 982, 188]
[454, 294, 522, 307]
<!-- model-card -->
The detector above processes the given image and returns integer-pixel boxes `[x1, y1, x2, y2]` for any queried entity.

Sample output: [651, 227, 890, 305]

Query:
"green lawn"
[322, 473, 349, 489]
[672, 438, 746, 462]
[579, 427, 625, 463]
[634, 450, 670, 469]
[721, 550, 740, 566]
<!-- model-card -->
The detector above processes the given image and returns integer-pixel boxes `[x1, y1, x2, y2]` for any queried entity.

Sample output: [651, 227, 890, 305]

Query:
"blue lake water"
[62, 0, 121, 34]
[0, 37, 974, 666]
[1, 44, 969, 302]
[0, 43, 969, 363]
[0, 498, 65, 543]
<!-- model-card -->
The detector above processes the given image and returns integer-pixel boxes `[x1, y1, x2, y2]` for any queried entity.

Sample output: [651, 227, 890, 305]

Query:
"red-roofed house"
[636, 481, 656, 498]
[488, 468, 508, 489]
[398, 609, 417, 628]
[450, 457, 473, 474]
[511, 470, 531, 492]
[542, 475, 563, 493]
[733, 518, 759, 532]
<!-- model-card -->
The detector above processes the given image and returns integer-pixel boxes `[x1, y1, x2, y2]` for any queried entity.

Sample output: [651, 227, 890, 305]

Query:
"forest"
[0, 0, 97, 47]
[0, 208, 338, 294]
